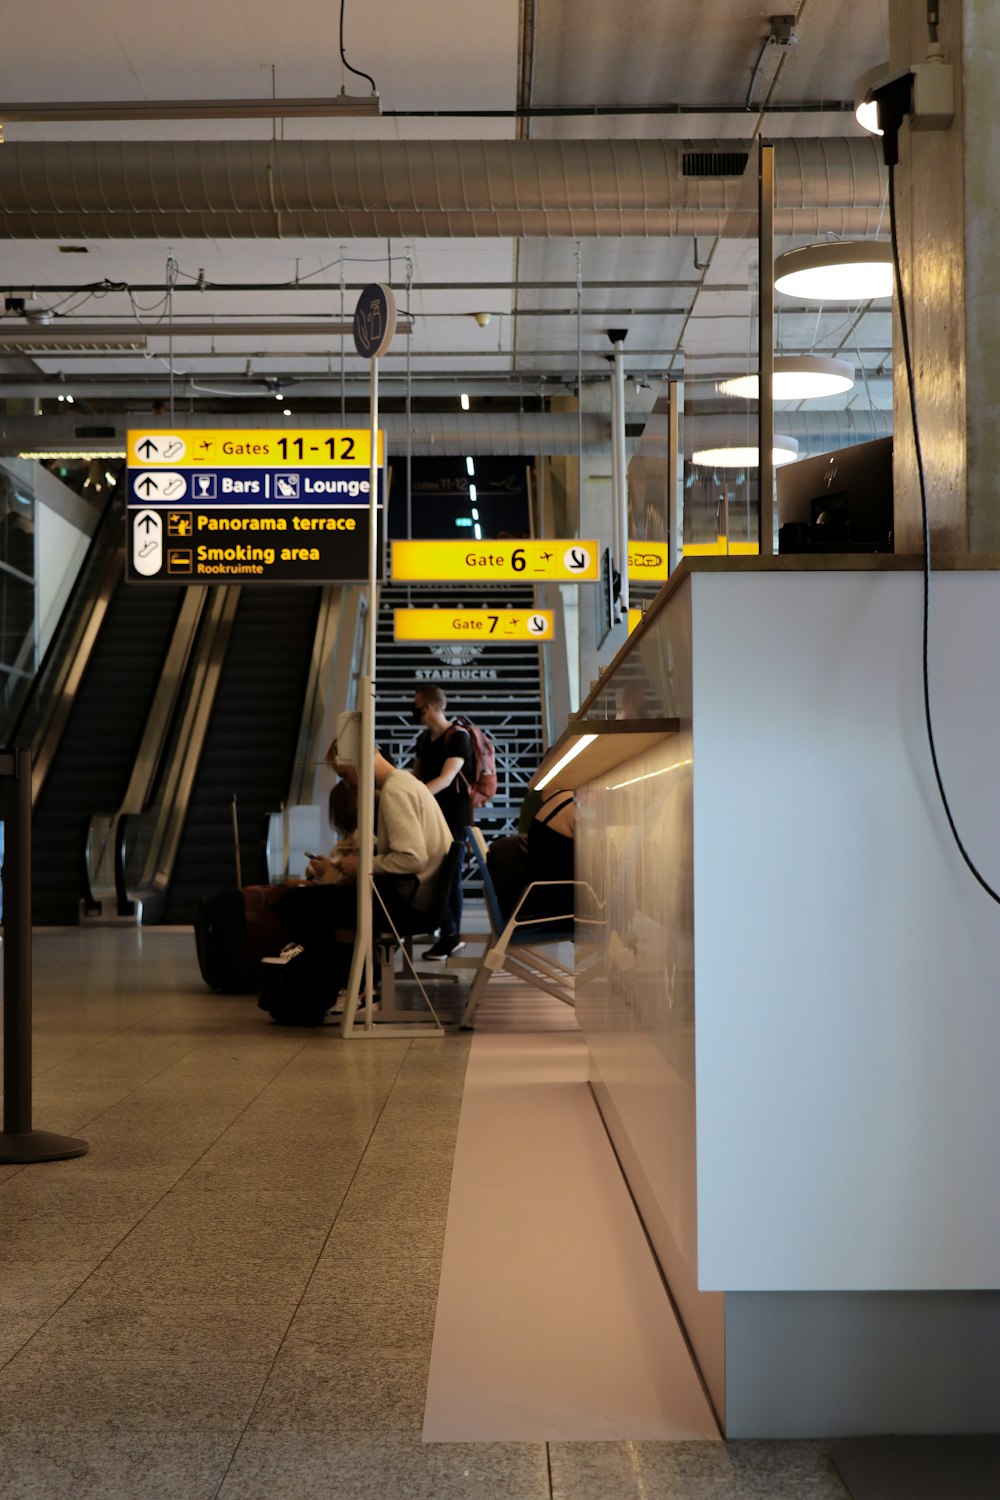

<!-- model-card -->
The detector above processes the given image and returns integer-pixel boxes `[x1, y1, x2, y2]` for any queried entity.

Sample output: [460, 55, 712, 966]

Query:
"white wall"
[692, 569, 1000, 1290]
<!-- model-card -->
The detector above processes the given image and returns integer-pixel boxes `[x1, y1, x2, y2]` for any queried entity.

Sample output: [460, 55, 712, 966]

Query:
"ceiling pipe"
[0, 410, 614, 458]
[0, 138, 886, 239]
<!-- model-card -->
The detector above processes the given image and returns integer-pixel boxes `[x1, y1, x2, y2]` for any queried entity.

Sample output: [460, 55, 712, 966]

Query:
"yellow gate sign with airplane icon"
[127, 428, 380, 468]
[391, 539, 599, 583]
[394, 608, 554, 642]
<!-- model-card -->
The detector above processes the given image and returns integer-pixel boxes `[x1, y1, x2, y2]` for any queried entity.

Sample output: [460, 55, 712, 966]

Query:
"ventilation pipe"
[0, 410, 614, 459]
[0, 138, 887, 239]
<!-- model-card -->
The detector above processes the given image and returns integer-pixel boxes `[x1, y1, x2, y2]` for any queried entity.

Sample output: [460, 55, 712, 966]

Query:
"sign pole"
[343, 284, 394, 1035]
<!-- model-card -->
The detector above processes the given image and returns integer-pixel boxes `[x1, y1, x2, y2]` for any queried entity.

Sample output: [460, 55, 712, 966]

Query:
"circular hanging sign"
[353, 283, 397, 359]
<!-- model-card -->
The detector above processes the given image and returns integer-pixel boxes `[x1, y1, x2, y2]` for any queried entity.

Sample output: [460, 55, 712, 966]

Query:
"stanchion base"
[0, 1130, 89, 1164]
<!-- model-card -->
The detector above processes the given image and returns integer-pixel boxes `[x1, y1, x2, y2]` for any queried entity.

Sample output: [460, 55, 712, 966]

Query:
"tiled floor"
[0, 926, 851, 1499]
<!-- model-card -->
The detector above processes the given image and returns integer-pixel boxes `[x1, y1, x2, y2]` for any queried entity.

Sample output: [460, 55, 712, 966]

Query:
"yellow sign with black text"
[391, 539, 599, 583]
[394, 608, 554, 642]
[127, 428, 380, 468]
[627, 542, 670, 581]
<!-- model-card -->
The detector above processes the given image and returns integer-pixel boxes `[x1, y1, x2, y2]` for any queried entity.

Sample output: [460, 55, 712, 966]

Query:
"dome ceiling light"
[774, 242, 893, 302]
[716, 355, 856, 402]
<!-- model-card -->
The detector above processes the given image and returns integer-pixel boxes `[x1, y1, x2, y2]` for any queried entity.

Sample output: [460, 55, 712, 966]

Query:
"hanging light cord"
[339, 0, 378, 94]
[888, 161, 1000, 905]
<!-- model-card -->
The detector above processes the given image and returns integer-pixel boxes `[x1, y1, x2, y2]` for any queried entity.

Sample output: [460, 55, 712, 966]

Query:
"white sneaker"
[261, 943, 304, 966]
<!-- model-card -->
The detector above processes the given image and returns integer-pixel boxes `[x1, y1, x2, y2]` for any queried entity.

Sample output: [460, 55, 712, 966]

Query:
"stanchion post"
[0, 747, 88, 1163]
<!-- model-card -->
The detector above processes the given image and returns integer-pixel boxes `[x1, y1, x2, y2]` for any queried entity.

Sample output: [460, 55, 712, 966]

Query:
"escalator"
[31, 576, 187, 923]
[160, 585, 322, 924]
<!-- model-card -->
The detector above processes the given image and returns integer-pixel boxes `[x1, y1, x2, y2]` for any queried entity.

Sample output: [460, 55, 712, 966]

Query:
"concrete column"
[891, 0, 1000, 554]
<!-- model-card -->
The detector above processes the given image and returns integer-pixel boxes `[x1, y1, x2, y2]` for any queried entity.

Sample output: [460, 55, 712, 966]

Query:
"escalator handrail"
[4, 471, 126, 756]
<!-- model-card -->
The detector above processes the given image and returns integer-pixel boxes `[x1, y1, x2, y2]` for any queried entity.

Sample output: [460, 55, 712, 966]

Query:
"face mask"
[411, 704, 425, 725]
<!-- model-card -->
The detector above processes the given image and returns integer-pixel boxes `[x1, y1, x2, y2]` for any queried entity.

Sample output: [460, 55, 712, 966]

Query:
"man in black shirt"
[411, 684, 473, 958]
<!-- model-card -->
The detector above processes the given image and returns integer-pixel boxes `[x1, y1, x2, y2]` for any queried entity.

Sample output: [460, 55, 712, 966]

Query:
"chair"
[460, 831, 577, 1028]
[373, 841, 463, 1021]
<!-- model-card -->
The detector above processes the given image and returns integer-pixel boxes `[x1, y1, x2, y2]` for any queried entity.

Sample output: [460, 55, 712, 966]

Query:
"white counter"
[574, 560, 1000, 1435]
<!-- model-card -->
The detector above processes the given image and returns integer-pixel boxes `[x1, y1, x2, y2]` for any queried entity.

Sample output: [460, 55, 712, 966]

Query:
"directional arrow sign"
[132, 471, 187, 501]
[391, 540, 599, 583]
[132, 434, 186, 464]
[132, 510, 163, 576]
[394, 608, 555, 642]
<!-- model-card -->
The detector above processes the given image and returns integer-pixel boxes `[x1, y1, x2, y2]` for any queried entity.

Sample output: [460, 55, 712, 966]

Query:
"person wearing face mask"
[410, 685, 474, 959]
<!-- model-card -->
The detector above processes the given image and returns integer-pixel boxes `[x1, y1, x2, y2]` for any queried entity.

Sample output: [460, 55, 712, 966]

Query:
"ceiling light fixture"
[717, 355, 855, 401]
[465, 456, 475, 476]
[774, 242, 893, 302]
[691, 435, 799, 468]
[17, 450, 126, 460]
[460, 393, 470, 411]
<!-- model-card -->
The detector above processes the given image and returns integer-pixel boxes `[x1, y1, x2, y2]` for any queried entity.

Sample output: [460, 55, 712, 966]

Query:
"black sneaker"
[421, 937, 466, 961]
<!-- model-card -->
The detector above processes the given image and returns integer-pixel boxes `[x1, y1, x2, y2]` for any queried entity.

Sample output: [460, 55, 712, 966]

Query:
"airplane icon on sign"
[540, 549, 553, 562]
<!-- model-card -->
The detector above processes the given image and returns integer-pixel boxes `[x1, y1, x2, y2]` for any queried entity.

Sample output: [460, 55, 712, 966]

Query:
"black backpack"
[257, 947, 335, 1027]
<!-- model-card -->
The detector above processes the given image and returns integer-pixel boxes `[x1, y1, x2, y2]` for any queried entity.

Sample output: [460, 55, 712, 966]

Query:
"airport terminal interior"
[3, 1, 1000, 1496]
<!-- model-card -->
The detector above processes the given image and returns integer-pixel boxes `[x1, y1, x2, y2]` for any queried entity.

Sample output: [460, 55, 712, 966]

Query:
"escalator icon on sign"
[563, 544, 592, 575]
[134, 435, 186, 463]
[133, 510, 163, 576]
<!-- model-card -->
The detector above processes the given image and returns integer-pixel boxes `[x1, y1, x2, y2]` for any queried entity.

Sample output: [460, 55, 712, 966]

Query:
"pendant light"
[774, 242, 893, 302]
[691, 435, 799, 469]
[717, 355, 855, 402]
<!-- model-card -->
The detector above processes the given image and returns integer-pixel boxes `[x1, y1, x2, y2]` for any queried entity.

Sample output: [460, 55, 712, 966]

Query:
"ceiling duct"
[1, 410, 613, 458]
[679, 408, 892, 456]
[0, 138, 886, 240]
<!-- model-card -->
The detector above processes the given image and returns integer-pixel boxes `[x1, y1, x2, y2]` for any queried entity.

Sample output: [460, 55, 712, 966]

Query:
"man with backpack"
[410, 684, 477, 959]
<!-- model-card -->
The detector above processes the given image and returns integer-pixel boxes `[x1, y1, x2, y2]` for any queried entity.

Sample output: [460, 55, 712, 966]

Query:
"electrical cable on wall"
[887, 157, 1000, 906]
[339, 0, 378, 95]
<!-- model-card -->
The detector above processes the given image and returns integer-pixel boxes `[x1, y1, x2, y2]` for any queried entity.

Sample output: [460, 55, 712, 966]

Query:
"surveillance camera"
[473, 311, 492, 328]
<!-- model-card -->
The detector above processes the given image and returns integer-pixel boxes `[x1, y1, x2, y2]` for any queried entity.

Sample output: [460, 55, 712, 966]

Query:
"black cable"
[339, 0, 378, 95]
[888, 160, 1000, 905]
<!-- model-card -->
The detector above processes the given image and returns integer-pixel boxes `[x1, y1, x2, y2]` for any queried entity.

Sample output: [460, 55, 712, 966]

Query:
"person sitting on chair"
[275, 746, 452, 994]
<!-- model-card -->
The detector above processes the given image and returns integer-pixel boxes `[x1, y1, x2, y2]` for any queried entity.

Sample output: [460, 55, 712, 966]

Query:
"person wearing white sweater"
[273, 748, 452, 995]
[307, 748, 451, 912]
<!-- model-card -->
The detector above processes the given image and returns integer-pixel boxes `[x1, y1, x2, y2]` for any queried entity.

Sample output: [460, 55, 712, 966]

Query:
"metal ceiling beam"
[0, 99, 853, 123]
[0, 321, 413, 343]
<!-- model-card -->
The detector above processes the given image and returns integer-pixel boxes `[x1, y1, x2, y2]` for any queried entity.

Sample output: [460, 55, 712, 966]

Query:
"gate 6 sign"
[391, 539, 599, 584]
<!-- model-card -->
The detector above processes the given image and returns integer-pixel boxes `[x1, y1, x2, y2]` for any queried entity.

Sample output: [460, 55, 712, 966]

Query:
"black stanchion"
[0, 748, 88, 1163]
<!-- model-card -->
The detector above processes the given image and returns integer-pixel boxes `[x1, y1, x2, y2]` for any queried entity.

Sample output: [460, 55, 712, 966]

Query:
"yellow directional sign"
[127, 428, 380, 468]
[627, 541, 670, 580]
[394, 608, 554, 642]
[627, 608, 643, 635]
[682, 538, 760, 557]
[391, 539, 599, 583]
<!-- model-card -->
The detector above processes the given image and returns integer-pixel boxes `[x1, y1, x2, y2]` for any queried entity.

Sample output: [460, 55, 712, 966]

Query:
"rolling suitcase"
[194, 795, 287, 993]
[195, 884, 287, 993]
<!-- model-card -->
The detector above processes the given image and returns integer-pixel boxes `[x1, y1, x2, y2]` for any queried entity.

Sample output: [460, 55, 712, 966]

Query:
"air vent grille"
[681, 150, 749, 179]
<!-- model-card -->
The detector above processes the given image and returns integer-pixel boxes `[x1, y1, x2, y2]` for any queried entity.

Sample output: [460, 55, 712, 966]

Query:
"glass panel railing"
[3, 482, 124, 750]
[681, 140, 763, 558]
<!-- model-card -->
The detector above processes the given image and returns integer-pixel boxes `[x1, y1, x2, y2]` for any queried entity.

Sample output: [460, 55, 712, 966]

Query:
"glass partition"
[680, 141, 763, 557]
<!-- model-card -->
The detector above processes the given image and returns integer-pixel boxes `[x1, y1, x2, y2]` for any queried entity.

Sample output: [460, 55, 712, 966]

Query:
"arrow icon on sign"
[570, 549, 586, 569]
[138, 513, 156, 533]
[137, 476, 158, 496]
[137, 439, 158, 459]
